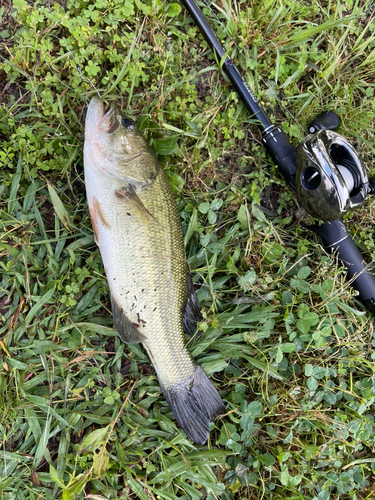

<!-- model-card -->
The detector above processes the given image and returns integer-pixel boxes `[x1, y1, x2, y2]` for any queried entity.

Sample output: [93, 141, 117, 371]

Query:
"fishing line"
[75, 63, 102, 99]
[42, 34, 102, 99]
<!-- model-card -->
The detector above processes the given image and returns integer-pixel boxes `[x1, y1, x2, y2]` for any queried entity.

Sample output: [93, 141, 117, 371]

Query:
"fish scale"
[84, 96, 225, 444]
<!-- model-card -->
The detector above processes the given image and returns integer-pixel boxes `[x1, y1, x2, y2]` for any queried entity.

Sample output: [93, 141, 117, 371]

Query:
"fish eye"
[122, 117, 134, 128]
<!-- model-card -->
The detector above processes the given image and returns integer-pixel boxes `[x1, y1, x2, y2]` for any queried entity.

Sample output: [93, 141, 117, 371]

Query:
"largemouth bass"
[83, 96, 225, 444]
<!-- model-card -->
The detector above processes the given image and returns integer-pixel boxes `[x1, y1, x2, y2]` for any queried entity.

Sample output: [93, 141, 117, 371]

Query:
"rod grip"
[309, 219, 375, 314]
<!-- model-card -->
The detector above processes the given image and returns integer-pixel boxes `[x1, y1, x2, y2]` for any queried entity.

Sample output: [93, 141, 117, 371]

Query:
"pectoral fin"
[111, 296, 147, 343]
[115, 185, 158, 222]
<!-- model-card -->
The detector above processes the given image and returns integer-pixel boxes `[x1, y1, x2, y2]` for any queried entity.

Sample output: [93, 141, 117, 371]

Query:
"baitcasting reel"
[295, 112, 371, 221]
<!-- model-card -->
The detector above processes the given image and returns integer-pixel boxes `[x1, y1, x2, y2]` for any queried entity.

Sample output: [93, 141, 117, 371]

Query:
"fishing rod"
[180, 0, 375, 314]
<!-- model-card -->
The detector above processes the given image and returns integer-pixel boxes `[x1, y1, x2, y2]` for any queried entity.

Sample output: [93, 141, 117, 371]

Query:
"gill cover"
[295, 130, 368, 221]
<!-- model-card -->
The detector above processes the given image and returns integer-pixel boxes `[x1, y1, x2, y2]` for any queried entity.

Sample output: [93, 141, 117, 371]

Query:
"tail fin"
[161, 365, 225, 445]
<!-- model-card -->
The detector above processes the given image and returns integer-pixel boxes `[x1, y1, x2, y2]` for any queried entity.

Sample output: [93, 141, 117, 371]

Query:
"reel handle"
[309, 219, 375, 314]
[309, 111, 340, 133]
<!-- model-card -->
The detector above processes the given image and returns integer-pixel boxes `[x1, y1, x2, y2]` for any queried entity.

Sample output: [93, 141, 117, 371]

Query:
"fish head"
[84, 96, 156, 182]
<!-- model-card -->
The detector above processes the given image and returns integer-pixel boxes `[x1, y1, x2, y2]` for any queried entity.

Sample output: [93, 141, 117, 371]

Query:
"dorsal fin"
[182, 273, 202, 336]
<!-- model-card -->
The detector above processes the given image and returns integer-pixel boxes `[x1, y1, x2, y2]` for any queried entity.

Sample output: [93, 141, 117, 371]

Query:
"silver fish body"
[83, 97, 224, 444]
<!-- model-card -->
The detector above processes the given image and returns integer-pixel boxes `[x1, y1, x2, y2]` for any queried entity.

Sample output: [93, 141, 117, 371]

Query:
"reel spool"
[295, 129, 369, 221]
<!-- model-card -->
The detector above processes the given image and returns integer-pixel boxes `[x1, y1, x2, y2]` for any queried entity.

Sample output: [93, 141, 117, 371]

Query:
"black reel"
[295, 112, 369, 221]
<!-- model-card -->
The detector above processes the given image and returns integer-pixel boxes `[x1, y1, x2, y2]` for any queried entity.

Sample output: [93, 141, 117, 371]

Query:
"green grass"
[1, 0, 375, 498]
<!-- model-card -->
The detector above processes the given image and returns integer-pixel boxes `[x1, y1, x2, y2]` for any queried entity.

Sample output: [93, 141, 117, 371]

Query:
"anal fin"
[111, 295, 147, 343]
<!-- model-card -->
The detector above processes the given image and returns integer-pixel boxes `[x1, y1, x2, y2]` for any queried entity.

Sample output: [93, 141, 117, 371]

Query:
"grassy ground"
[1, 0, 375, 498]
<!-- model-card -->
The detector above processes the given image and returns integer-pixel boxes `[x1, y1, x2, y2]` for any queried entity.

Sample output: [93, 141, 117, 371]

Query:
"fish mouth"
[86, 96, 119, 134]
[98, 105, 119, 133]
